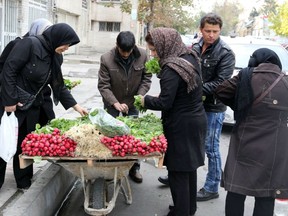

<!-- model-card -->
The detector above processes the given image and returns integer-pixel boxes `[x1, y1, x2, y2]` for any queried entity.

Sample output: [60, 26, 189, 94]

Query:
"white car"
[221, 36, 288, 125]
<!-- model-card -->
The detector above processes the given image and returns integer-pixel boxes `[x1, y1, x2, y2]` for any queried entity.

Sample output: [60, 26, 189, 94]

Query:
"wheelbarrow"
[19, 153, 162, 216]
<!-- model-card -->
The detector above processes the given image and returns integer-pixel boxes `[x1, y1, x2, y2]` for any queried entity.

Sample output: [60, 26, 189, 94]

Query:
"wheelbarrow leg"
[120, 175, 133, 204]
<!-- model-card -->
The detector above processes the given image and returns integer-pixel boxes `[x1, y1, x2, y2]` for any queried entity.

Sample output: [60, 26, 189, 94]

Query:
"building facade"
[0, 0, 142, 54]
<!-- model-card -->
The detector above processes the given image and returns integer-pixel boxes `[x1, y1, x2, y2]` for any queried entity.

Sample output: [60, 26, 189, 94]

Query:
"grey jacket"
[98, 46, 152, 108]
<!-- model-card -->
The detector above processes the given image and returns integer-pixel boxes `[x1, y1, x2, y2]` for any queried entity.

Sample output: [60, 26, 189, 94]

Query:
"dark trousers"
[225, 191, 275, 216]
[168, 170, 197, 216]
[0, 119, 33, 189]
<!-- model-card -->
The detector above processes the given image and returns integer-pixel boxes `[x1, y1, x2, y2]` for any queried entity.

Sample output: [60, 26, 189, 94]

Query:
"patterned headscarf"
[150, 27, 199, 92]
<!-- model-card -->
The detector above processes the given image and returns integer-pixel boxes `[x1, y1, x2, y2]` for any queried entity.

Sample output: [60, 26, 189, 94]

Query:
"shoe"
[129, 169, 143, 183]
[196, 188, 219, 201]
[17, 186, 30, 192]
[158, 175, 169, 186]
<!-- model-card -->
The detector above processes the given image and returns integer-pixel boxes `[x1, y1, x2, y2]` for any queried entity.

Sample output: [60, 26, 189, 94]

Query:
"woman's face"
[55, 44, 70, 54]
[148, 44, 159, 59]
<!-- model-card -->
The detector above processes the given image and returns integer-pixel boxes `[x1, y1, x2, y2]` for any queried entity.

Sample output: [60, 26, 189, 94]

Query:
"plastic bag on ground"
[0, 112, 18, 162]
[88, 108, 130, 137]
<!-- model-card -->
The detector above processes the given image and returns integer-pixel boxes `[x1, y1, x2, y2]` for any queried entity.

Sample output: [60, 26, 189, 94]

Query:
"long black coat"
[0, 36, 76, 132]
[216, 63, 288, 198]
[144, 55, 207, 171]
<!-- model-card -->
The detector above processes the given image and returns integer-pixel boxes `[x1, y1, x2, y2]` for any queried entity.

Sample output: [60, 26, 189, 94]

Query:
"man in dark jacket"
[193, 13, 235, 201]
[98, 31, 152, 183]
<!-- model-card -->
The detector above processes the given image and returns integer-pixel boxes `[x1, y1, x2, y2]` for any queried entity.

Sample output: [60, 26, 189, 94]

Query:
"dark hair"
[200, 13, 223, 29]
[145, 32, 154, 46]
[116, 31, 135, 52]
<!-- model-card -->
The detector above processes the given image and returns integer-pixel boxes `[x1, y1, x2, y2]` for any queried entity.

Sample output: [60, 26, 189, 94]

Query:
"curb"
[3, 163, 77, 216]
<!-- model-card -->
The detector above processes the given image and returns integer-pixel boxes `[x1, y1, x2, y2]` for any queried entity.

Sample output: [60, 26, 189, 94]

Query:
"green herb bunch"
[134, 95, 147, 113]
[145, 58, 161, 74]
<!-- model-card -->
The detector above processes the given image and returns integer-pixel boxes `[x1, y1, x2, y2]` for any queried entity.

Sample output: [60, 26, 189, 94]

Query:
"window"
[82, 0, 87, 9]
[99, 22, 120, 32]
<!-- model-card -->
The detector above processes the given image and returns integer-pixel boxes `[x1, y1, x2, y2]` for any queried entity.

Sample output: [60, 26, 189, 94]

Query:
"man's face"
[117, 47, 133, 59]
[200, 23, 221, 46]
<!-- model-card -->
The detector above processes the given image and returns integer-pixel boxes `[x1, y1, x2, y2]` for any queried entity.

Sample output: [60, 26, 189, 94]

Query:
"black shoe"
[196, 188, 219, 201]
[158, 175, 169, 186]
[129, 169, 143, 183]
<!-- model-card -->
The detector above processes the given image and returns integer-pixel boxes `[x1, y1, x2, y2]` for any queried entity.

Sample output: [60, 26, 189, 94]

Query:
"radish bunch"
[21, 128, 77, 157]
[101, 134, 167, 157]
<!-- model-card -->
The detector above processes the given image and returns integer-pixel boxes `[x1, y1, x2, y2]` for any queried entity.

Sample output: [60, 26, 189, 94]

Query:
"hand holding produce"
[64, 79, 81, 90]
[134, 95, 147, 113]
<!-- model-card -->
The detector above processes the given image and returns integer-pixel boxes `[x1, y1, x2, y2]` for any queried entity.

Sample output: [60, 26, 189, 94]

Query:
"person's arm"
[1, 38, 32, 110]
[136, 54, 152, 96]
[144, 67, 179, 111]
[203, 51, 235, 96]
[97, 55, 118, 106]
[215, 74, 239, 109]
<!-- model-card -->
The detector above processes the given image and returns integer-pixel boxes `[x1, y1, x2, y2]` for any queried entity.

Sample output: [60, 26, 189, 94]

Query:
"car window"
[229, 44, 288, 72]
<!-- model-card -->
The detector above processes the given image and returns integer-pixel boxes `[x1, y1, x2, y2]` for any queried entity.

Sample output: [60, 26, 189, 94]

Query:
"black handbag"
[16, 86, 37, 110]
[17, 71, 51, 111]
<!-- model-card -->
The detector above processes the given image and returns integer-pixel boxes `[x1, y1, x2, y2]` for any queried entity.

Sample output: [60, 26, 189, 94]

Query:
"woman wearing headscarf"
[215, 48, 288, 216]
[142, 27, 207, 216]
[0, 23, 88, 190]
[0, 18, 52, 79]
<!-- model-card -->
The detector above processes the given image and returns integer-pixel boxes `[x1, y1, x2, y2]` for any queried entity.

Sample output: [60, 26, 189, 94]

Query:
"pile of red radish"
[100, 134, 167, 157]
[21, 128, 77, 157]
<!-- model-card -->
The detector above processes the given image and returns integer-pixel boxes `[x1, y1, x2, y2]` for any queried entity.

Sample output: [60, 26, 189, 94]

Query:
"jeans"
[203, 112, 225, 193]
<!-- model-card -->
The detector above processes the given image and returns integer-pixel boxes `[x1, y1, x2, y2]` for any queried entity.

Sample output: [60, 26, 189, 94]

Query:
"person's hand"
[113, 102, 129, 114]
[140, 95, 145, 107]
[73, 104, 88, 116]
[5, 105, 17, 112]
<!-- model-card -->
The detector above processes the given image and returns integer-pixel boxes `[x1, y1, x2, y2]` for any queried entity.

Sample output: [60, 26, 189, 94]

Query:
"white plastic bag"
[0, 112, 18, 162]
[89, 108, 130, 137]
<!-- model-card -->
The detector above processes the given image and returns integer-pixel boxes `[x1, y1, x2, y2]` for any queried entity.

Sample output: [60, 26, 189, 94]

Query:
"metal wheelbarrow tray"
[19, 153, 162, 216]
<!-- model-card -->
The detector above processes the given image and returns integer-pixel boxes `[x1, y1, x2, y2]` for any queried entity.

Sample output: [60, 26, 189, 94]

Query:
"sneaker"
[196, 188, 219, 201]
[129, 169, 143, 183]
[158, 175, 169, 186]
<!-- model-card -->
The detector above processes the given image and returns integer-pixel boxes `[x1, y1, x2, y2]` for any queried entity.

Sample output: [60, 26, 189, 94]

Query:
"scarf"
[41, 23, 80, 105]
[150, 27, 200, 93]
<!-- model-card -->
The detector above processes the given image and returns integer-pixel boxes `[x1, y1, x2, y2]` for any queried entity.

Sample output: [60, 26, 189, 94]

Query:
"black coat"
[0, 36, 76, 132]
[144, 54, 207, 171]
[192, 37, 235, 112]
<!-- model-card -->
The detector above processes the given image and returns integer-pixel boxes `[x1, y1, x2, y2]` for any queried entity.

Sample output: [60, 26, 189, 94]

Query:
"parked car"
[181, 35, 193, 49]
[220, 36, 288, 125]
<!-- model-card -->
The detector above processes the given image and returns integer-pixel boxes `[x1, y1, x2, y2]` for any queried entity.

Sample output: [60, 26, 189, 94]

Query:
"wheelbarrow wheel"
[92, 178, 106, 209]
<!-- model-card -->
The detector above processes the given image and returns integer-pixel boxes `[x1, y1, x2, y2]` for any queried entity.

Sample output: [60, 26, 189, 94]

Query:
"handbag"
[0, 112, 18, 162]
[17, 71, 51, 111]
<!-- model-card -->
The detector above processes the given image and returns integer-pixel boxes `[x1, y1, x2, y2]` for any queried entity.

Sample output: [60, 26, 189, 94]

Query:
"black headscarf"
[248, 48, 282, 69]
[41, 23, 80, 104]
[234, 48, 282, 125]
